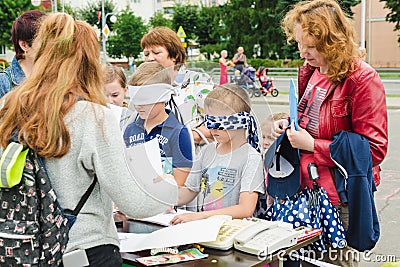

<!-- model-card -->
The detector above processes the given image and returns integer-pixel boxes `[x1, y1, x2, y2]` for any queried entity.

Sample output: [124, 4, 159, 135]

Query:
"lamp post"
[101, 0, 117, 63]
[52, 0, 57, 13]
[101, 12, 116, 63]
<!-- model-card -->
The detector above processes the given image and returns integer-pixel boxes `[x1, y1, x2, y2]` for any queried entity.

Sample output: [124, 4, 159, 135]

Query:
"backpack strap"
[63, 175, 98, 216]
[37, 155, 97, 217]
[0, 142, 29, 188]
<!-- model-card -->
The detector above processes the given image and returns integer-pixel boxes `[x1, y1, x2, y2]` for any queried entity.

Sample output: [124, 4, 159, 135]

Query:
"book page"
[118, 216, 226, 252]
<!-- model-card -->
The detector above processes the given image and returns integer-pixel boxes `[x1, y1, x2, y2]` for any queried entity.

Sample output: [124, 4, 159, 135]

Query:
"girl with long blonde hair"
[0, 13, 177, 266]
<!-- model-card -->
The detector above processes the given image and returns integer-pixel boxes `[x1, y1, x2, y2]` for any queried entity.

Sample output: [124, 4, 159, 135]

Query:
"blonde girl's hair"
[104, 64, 127, 88]
[128, 62, 172, 86]
[282, 0, 360, 82]
[204, 83, 251, 114]
[0, 13, 106, 158]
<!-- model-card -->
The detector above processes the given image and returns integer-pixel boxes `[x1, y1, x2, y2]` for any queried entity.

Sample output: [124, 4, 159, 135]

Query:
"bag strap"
[63, 175, 98, 216]
[168, 96, 184, 124]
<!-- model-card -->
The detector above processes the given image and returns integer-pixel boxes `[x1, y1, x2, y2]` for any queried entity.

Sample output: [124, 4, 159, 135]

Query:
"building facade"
[352, 0, 400, 67]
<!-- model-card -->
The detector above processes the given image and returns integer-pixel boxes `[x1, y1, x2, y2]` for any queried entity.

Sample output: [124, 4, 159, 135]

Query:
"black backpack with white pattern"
[0, 144, 96, 266]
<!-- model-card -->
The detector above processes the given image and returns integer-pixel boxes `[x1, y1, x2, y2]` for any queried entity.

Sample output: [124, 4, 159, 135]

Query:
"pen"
[173, 206, 177, 212]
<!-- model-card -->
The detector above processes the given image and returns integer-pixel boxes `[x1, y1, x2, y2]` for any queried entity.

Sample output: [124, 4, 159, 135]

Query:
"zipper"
[0, 232, 35, 250]
[0, 232, 34, 239]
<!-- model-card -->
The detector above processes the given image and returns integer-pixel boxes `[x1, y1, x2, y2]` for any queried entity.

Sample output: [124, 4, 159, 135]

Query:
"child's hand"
[169, 212, 206, 225]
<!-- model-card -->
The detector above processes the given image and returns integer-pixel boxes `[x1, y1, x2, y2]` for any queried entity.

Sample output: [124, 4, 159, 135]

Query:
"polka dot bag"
[265, 187, 347, 252]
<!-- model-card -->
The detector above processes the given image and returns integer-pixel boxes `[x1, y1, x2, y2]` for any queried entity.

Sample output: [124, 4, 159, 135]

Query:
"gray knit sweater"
[45, 101, 178, 252]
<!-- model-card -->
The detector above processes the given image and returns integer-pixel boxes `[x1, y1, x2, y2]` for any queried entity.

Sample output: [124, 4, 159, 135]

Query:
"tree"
[380, 0, 400, 43]
[107, 10, 147, 60]
[148, 11, 172, 29]
[220, 0, 361, 60]
[196, 6, 223, 46]
[62, 4, 79, 18]
[0, 0, 36, 48]
[339, 0, 361, 17]
[220, 0, 257, 59]
[172, 4, 199, 41]
[78, 0, 114, 30]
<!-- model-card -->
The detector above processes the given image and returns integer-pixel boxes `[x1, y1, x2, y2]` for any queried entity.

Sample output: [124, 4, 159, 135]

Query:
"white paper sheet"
[125, 138, 163, 177]
[136, 209, 194, 227]
[118, 216, 226, 252]
[124, 138, 177, 206]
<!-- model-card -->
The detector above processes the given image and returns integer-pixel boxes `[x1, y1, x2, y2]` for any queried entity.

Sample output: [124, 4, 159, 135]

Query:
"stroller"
[255, 66, 279, 97]
[231, 66, 262, 97]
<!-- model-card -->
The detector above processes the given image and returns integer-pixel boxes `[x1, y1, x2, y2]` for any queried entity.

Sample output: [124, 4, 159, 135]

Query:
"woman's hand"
[286, 121, 315, 152]
[169, 212, 206, 225]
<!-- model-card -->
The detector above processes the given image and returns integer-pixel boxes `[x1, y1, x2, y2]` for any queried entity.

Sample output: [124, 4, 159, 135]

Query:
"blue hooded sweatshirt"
[330, 130, 379, 252]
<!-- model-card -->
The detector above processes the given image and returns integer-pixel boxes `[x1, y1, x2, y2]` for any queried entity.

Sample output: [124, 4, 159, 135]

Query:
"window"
[164, 8, 174, 14]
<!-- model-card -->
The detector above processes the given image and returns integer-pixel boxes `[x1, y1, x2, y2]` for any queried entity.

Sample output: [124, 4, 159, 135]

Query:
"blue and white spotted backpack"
[0, 142, 96, 266]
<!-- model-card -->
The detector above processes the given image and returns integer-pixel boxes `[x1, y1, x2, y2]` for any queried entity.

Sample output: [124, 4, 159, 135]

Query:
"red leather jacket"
[298, 60, 388, 205]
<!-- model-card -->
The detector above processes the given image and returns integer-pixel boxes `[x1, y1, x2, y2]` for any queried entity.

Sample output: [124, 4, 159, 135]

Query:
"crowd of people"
[0, 0, 389, 266]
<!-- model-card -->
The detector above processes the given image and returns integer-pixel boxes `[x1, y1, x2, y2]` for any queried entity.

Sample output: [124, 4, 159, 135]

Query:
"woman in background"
[219, 50, 233, 85]
[0, 10, 46, 98]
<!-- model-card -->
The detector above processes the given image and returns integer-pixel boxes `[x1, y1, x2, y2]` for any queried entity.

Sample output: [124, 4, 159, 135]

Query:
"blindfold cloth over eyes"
[128, 83, 176, 105]
[205, 112, 260, 153]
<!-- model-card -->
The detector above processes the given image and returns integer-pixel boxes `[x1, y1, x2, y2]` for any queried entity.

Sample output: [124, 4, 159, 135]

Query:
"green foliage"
[185, 60, 220, 72]
[0, 0, 36, 48]
[217, 0, 360, 61]
[196, 6, 223, 45]
[148, 11, 172, 28]
[77, 0, 114, 30]
[219, 0, 253, 57]
[107, 10, 147, 59]
[247, 58, 304, 69]
[338, 0, 361, 17]
[172, 4, 199, 41]
[380, 0, 400, 43]
[62, 4, 79, 18]
[200, 43, 228, 59]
